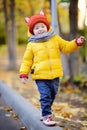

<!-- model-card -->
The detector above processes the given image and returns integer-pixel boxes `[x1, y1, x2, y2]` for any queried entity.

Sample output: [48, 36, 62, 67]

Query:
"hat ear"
[40, 10, 45, 16]
[25, 17, 30, 23]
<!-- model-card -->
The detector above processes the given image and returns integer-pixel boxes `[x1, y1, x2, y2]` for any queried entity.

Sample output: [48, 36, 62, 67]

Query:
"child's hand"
[19, 74, 28, 84]
[76, 36, 86, 46]
[21, 78, 28, 84]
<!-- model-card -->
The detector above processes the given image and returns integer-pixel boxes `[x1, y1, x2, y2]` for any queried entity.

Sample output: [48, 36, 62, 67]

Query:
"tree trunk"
[69, 0, 79, 83]
[69, 0, 78, 39]
[9, 0, 17, 70]
[3, 0, 16, 70]
[83, 0, 87, 63]
[50, 0, 59, 34]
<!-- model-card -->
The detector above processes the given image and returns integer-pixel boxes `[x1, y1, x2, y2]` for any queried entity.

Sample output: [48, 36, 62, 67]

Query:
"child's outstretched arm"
[57, 35, 86, 53]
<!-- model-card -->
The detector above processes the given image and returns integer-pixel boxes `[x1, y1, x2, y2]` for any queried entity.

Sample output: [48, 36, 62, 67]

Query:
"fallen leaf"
[11, 112, 18, 120]
[5, 106, 12, 111]
[5, 114, 11, 117]
[70, 124, 76, 127]
[20, 126, 26, 130]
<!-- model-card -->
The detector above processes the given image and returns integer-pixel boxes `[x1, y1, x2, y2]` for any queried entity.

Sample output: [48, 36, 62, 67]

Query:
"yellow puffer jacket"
[19, 35, 79, 80]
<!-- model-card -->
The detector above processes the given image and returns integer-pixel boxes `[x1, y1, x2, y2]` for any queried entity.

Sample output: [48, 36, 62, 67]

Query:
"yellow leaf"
[5, 106, 12, 111]
[11, 112, 18, 120]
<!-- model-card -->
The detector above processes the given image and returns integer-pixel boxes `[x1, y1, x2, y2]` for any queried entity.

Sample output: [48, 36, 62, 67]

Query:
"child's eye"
[41, 25, 45, 28]
[35, 27, 39, 30]
[42, 26, 44, 28]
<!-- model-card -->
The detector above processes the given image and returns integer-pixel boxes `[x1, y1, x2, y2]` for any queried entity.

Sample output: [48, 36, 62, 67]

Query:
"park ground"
[0, 45, 87, 130]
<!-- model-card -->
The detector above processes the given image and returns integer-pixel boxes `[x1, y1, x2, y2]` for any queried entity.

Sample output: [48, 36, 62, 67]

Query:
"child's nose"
[38, 28, 42, 32]
[39, 27, 42, 30]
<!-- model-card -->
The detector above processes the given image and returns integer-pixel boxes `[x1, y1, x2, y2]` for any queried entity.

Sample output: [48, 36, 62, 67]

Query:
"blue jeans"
[35, 78, 59, 117]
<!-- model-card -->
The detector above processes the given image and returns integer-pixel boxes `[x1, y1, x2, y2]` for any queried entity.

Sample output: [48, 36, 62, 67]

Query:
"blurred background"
[0, 1, 87, 129]
[0, 0, 87, 88]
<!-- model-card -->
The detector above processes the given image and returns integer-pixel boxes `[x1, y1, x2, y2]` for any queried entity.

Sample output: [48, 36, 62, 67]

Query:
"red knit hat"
[25, 11, 50, 35]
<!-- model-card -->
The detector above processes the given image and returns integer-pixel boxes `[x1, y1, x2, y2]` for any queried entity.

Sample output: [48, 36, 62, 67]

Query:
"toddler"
[19, 11, 85, 126]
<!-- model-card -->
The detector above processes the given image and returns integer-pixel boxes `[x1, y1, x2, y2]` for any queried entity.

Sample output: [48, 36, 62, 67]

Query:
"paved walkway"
[0, 80, 62, 130]
[0, 93, 26, 130]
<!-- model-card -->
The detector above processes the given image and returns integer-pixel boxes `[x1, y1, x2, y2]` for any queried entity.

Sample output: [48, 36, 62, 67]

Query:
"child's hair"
[25, 11, 50, 34]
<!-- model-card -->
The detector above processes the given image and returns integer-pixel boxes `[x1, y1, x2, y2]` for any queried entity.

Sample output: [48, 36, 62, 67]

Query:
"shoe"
[40, 116, 43, 121]
[43, 115, 56, 126]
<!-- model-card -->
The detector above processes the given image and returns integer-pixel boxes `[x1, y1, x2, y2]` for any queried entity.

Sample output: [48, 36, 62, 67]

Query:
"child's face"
[33, 23, 47, 35]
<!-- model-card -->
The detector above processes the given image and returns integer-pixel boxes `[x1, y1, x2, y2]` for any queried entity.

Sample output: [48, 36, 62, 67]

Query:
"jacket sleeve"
[56, 36, 79, 53]
[19, 43, 33, 75]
